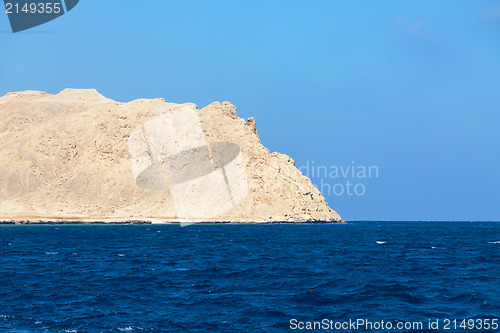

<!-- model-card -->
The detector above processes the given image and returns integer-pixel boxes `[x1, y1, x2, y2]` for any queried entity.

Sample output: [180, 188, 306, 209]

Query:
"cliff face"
[0, 89, 341, 222]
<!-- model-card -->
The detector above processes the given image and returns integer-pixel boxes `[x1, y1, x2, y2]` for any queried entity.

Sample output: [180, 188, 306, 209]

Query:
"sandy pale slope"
[0, 89, 341, 223]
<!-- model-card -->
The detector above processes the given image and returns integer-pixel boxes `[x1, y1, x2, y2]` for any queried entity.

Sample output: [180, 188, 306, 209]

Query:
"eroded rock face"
[246, 117, 257, 135]
[0, 89, 341, 222]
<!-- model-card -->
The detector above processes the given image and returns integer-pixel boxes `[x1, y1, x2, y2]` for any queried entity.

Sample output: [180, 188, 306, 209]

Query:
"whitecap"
[118, 327, 144, 332]
[117, 254, 125, 257]
[488, 241, 500, 244]
[45, 252, 58, 255]
[376, 241, 386, 244]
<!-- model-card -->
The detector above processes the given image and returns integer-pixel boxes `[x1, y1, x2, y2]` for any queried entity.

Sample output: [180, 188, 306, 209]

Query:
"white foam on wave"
[376, 241, 386, 244]
[488, 241, 500, 244]
[45, 252, 58, 255]
[117, 254, 126, 257]
[118, 327, 144, 332]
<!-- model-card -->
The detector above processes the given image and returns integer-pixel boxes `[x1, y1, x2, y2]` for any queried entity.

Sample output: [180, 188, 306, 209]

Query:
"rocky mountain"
[0, 89, 341, 223]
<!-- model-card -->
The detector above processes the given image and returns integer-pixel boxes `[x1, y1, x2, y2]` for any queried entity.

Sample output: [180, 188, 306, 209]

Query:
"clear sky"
[1, 0, 500, 221]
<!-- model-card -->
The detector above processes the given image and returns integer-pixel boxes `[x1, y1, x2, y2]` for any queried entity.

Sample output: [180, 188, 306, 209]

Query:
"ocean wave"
[1, 222, 499, 331]
[117, 327, 145, 332]
[447, 292, 485, 305]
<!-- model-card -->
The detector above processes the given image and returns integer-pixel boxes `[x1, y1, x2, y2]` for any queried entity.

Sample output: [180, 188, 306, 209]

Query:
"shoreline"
[0, 219, 346, 225]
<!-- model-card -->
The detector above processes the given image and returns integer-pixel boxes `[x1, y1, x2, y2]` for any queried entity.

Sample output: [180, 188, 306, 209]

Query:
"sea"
[0, 221, 499, 332]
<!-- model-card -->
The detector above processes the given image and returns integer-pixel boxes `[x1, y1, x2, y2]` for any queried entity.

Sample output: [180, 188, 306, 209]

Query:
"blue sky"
[1, 0, 500, 220]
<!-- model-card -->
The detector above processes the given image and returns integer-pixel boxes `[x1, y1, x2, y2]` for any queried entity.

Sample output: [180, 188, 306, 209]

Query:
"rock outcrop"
[0, 89, 341, 223]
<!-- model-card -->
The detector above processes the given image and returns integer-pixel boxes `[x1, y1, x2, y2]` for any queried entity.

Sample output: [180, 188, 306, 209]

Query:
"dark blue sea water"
[0, 222, 499, 332]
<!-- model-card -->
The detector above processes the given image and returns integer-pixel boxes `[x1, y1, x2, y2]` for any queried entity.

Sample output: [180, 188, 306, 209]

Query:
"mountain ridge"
[0, 89, 341, 223]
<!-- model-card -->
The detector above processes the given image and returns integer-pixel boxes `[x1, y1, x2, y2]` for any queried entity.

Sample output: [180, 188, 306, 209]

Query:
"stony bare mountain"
[0, 89, 341, 223]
